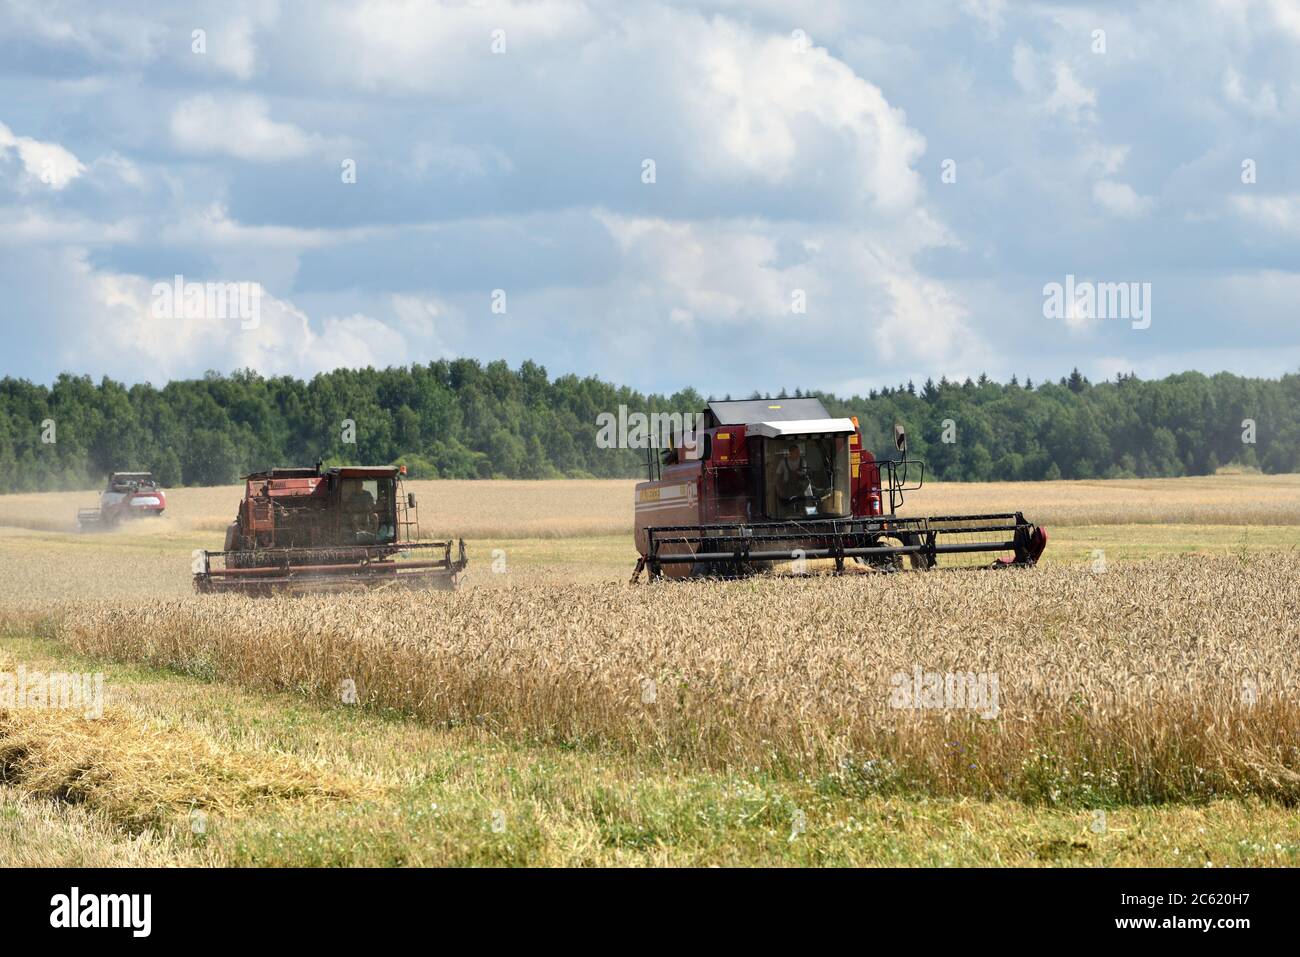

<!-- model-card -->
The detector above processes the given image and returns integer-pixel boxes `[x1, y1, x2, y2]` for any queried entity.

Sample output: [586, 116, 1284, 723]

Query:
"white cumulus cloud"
[170, 94, 327, 161]
[1092, 180, 1155, 218]
[0, 121, 86, 190]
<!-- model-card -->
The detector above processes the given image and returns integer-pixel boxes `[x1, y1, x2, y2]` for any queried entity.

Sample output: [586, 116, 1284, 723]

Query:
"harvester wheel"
[853, 541, 900, 571]
[901, 532, 934, 571]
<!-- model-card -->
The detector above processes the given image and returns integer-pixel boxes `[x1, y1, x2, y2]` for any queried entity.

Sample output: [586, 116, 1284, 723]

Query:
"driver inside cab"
[343, 483, 379, 543]
[775, 443, 812, 515]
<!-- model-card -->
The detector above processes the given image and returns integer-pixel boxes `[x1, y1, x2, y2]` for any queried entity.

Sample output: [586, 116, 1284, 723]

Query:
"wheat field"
[32, 554, 1298, 805]
[0, 474, 1297, 603]
[2, 475, 1300, 864]
[0, 479, 636, 538]
[3, 473, 1299, 538]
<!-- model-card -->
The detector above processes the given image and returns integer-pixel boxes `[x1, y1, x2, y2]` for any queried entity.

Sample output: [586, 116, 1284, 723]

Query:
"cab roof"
[704, 397, 831, 427]
[243, 465, 400, 480]
[750, 418, 856, 438]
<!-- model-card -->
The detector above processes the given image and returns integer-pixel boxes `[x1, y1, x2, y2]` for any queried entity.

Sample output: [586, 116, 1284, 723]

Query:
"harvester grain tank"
[631, 397, 1047, 579]
[193, 464, 467, 594]
[77, 472, 167, 530]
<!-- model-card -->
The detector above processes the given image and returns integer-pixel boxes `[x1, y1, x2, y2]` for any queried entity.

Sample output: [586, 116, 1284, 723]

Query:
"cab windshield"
[339, 477, 397, 544]
[764, 436, 850, 520]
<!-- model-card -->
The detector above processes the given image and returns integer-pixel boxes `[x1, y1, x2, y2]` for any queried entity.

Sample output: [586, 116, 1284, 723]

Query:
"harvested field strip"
[0, 785, 208, 866]
[4, 631, 1300, 866]
[0, 698, 371, 832]
[39, 554, 1300, 805]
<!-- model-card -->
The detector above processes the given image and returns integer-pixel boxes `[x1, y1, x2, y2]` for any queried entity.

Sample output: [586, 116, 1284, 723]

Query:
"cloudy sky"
[2, 0, 1298, 396]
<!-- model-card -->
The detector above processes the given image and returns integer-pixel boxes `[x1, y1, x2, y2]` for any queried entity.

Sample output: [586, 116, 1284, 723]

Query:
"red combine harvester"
[193, 464, 467, 595]
[632, 397, 1047, 580]
[77, 472, 167, 531]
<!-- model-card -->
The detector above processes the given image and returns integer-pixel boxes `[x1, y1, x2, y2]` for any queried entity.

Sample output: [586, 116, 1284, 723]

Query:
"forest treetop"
[1, 359, 1296, 491]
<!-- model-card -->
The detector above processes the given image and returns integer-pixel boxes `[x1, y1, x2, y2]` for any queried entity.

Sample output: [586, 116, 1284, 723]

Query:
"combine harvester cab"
[193, 464, 467, 595]
[77, 472, 167, 531]
[632, 397, 1047, 580]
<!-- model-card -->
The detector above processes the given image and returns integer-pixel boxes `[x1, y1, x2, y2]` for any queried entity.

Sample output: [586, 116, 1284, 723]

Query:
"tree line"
[0, 360, 1296, 491]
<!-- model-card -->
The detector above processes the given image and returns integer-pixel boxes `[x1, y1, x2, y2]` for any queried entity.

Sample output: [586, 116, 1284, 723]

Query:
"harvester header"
[631, 396, 1047, 579]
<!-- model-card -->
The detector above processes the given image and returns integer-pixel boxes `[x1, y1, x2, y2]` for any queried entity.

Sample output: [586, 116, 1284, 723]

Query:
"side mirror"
[407, 493, 417, 509]
[893, 423, 908, 455]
